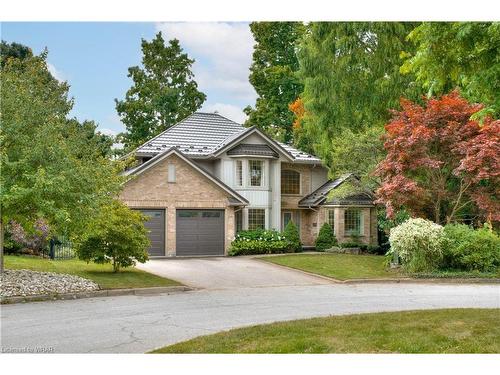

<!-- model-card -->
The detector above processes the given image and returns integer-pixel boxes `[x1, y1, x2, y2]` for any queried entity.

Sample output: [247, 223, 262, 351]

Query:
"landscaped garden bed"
[151, 308, 500, 353]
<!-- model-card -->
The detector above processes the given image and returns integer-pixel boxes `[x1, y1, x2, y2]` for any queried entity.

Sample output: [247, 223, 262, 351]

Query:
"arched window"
[281, 170, 300, 194]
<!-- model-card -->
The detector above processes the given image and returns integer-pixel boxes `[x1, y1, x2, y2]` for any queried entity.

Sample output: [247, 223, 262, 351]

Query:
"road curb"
[1, 285, 192, 305]
[255, 258, 500, 285]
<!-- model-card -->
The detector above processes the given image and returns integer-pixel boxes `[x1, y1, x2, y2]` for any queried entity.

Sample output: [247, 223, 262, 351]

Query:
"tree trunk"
[112, 258, 119, 273]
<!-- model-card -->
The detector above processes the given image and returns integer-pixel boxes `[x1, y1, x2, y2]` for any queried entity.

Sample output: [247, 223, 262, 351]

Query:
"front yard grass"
[4, 255, 180, 289]
[260, 253, 402, 280]
[260, 253, 499, 280]
[152, 308, 500, 353]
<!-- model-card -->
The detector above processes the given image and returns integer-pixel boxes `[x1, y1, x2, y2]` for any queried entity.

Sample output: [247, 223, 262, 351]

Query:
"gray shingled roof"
[277, 142, 322, 163]
[298, 174, 353, 207]
[134, 112, 321, 163]
[227, 144, 279, 158]
[136, 112, 245, 157]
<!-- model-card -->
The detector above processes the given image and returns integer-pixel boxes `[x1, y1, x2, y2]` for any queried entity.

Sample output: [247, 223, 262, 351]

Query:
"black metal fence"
[41, 237, 75, 260]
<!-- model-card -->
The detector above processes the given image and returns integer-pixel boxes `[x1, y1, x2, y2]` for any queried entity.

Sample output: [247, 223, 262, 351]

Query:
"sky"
[1, 22, 257, 137]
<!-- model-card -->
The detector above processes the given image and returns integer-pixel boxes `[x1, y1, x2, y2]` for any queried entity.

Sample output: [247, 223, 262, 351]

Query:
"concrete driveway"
[136, 256, 331, 289]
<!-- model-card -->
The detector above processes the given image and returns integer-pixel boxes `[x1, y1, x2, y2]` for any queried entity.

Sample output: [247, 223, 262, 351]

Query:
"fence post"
[49, 239, 55, 260]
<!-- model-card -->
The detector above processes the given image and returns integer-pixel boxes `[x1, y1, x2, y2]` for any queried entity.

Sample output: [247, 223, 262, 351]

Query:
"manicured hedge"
[228, 229, 293, 256]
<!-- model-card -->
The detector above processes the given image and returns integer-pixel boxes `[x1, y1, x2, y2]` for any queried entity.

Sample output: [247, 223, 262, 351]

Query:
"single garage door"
[138, 209, 165, 256]
[176, 209, 225, 256]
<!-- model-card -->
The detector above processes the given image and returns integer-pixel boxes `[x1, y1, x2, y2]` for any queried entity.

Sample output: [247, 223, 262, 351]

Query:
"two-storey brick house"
[120, 112, 377, 256]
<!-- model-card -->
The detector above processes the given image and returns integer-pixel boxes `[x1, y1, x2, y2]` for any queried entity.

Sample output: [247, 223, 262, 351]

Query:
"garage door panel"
[176, 209, 225, 256]
[137, 209, 165, 257]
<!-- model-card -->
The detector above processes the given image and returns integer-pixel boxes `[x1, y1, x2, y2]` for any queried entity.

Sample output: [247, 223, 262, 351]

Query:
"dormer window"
[281, 170, 300, 194]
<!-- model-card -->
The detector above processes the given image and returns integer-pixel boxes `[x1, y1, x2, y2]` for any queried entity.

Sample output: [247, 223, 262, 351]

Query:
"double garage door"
[139, 209, 225, 257]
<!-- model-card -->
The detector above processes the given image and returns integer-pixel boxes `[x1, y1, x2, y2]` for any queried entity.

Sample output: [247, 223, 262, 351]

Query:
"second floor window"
[235, 160, 243, 187]
[281, 170, 300, 194]
[249, 160, 263, 187]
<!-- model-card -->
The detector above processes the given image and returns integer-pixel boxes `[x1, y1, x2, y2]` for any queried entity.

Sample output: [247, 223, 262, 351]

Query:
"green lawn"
[152, 309, 500, 353]
[260, 253, 401, 280]
[4, 255, 180, 289]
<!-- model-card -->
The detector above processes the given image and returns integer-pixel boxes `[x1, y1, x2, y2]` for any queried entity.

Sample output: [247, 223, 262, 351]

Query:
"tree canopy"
[0, 40, 33, 67]
[375, 92, 499, 225]
[116, 32, 206, 151]
[401, 22, 500, 119]
[297, 22, 421, 153]
[1, 51, 124, 266]
[244, 22, 305, 142]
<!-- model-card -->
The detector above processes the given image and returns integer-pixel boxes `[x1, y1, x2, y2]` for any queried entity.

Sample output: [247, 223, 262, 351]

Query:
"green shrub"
[315, 223, 338, 251]
[229, 229, 290, 256]
[340, 242, 364, 249]
[442, 224, 500, 272]
[389, 218, 444, 273]
[76, 201, 150, 272]
[283, 221, 302, 252]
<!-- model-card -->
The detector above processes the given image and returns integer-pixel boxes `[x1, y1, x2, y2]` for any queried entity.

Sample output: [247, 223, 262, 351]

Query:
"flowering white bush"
[389, 218, 444, 272]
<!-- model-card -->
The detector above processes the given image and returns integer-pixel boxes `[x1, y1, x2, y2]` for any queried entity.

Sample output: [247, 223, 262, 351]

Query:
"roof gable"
[124, 147, 248, 206]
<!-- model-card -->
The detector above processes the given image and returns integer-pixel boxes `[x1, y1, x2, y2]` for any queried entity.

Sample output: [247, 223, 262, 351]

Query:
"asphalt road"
[1, 283, 499, 353]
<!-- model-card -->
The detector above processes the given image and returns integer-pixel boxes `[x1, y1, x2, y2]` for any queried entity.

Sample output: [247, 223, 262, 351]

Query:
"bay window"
[249, 160, 263, 187]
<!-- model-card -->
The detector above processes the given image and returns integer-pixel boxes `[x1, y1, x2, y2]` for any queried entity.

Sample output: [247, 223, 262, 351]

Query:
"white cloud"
[155, 22, 257, 102]
[98, 128, 118, 137]
[202, 103, 248, 124]
[47, 62, 65, 82]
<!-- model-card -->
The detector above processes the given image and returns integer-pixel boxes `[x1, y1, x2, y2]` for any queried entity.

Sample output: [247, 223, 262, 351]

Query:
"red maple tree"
[375, 91, 499, 224]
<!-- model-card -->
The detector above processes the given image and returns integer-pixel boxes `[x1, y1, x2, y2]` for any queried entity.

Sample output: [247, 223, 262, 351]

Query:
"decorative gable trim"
[212, 126, 295, 161]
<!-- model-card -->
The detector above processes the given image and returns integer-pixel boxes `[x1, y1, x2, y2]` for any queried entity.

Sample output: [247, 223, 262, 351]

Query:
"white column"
[270, 160, 281, 230]
[242, 207, 249, 230]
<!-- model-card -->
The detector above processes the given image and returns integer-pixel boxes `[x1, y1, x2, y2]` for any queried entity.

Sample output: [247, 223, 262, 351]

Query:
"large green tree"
[116, 32, 206, 151]
[401, 22, 500, 119]
[244, 22, 305, 143]
[0, 40, 33, 67]
[0, 52, 123, 271]
[297, 22, 421, 162]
